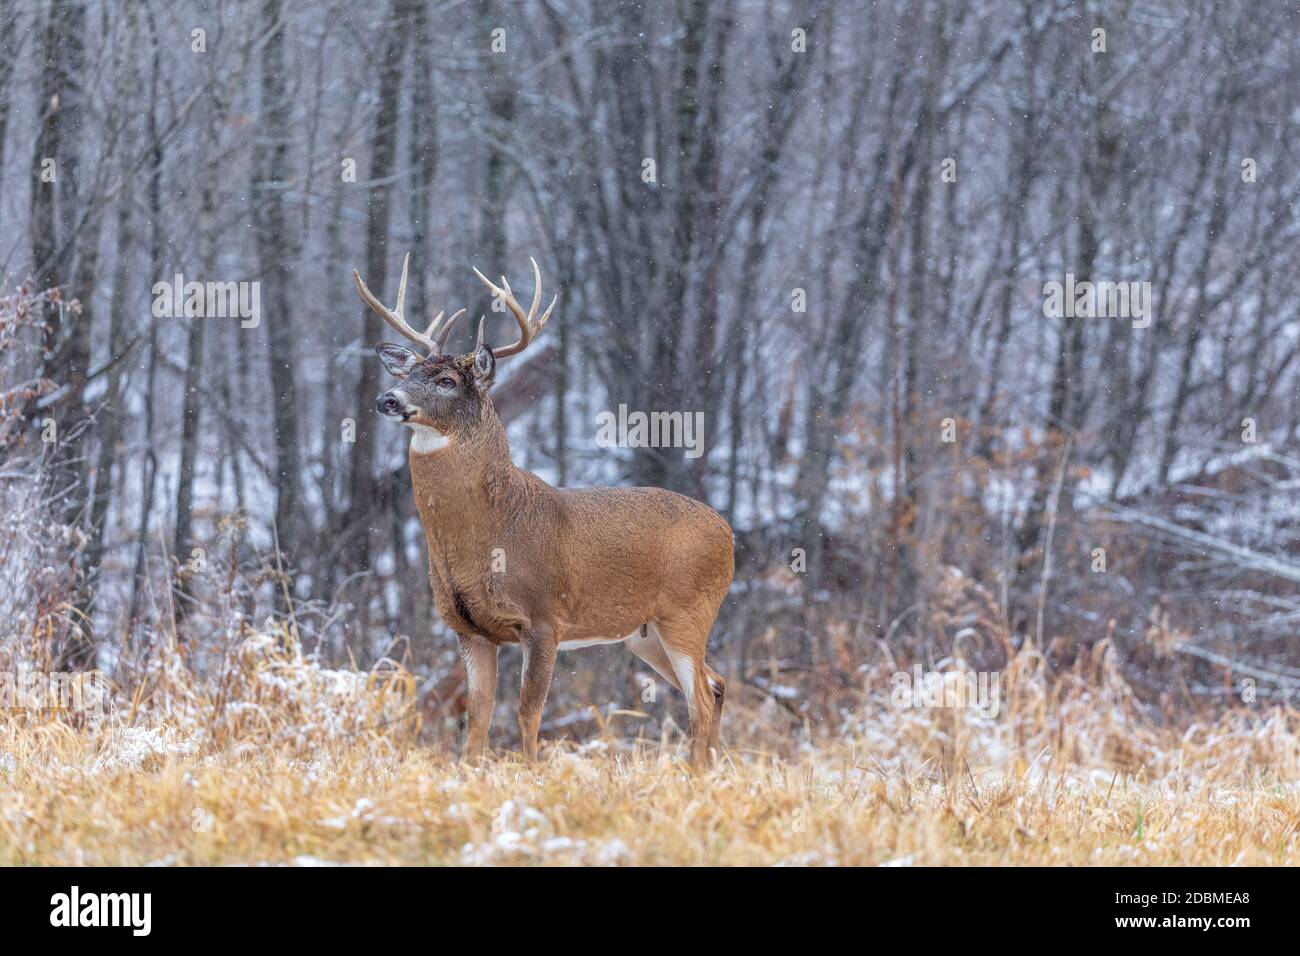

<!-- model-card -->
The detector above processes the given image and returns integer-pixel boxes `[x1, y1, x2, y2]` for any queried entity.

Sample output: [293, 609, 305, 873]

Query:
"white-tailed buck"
[357, 254, 734, 767]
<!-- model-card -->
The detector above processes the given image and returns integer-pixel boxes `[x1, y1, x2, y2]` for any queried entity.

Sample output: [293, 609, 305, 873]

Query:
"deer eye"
[436, 376, 457, 390]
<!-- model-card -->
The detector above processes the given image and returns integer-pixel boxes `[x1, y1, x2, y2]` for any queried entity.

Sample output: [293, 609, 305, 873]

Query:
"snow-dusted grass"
[1, 624, 1297, 866]
[1, 725, 1297, 866]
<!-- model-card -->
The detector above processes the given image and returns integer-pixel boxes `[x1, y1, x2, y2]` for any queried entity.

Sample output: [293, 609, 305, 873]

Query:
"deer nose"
[376, 392, 403, 416]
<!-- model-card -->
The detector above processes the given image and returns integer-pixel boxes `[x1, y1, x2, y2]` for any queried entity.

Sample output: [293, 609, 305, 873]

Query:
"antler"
[471, 257, 558, 359]
[354, 252, 466, 356]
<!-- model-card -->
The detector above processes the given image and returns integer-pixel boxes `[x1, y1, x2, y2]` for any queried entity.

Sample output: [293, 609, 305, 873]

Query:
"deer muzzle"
[376, 390, 414, 422]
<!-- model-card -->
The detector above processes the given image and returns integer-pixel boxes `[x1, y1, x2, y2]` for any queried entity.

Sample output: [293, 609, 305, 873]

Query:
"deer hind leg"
[632, 625, 725, 755]
[703, 663, 726, 755]
[457, 634, 498, 762]
[627, 624, 682, 692]
[649, 620, 715, 770]
[517, 629, 557, 762]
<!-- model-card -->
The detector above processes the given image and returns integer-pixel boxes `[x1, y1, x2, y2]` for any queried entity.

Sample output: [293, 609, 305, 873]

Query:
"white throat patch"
[409, 424, 451, 454]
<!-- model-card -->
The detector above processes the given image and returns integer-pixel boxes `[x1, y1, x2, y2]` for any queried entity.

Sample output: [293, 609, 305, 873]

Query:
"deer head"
[359, 253, 556, 442]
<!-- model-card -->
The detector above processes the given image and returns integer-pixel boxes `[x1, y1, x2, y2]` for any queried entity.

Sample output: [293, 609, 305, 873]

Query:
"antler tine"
[394, 253, 409, 321]
[354, 251, 467, 356]
[471, 256, 557, 359]
[524, 257, 558, 336]
[537, 293, 558, 332]
[428, 308, 468, 353]
[527, 257, 543, 323]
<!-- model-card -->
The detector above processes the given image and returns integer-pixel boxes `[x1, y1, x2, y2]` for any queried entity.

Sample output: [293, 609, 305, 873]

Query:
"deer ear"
[376, 343, 421, 379]
[472, 341, 496, 390]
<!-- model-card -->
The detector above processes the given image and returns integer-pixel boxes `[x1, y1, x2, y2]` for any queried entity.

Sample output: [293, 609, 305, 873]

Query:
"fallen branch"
[1102, 505, 1300, 585]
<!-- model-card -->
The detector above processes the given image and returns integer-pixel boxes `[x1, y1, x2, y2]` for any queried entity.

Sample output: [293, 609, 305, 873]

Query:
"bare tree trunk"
[0, 0, 21, 203]
[408, 0, 438, 333]
[795, 69, 916, 604]
[474, 0, 516, 314]
[29, 0, 99, 663]
[637, 0, 710, 494]
[128, 19, 166, 628]
[173, 56, 236, 594]
[1015, 13, 1117, 621]
[254, 0, 303, 593]
[1158, 123, 1233, 483]
[685, 0, 732, 499]
[723, 6, 821, 523]
[401, 0, 438, 628]
[81, 2, 143, 619]
[341, 0, 412, 592]
[173, 183, 215, 572]
[975, 19, 1037, 453]
[891, 100, 934, 624]
[551, 237, 572, 487]
[84, 190, 133, 612]
[29, 3, 62, 285]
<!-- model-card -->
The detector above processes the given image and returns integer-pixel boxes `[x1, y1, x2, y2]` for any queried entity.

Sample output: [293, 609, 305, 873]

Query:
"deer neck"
[406, 410, 518, 541]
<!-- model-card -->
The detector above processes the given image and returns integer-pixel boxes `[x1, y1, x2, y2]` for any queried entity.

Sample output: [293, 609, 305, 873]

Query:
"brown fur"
[387, 351, 734, 768]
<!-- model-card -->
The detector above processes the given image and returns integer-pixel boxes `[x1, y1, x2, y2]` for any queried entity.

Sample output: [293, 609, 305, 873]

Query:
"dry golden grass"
[3, 731, 1298, 866]
[2, 623, 1297, 866]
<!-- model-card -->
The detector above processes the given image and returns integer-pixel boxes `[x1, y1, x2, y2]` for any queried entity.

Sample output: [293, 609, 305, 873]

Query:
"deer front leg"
[517, 629, 557, 762]
[457, 634, 498, 761]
